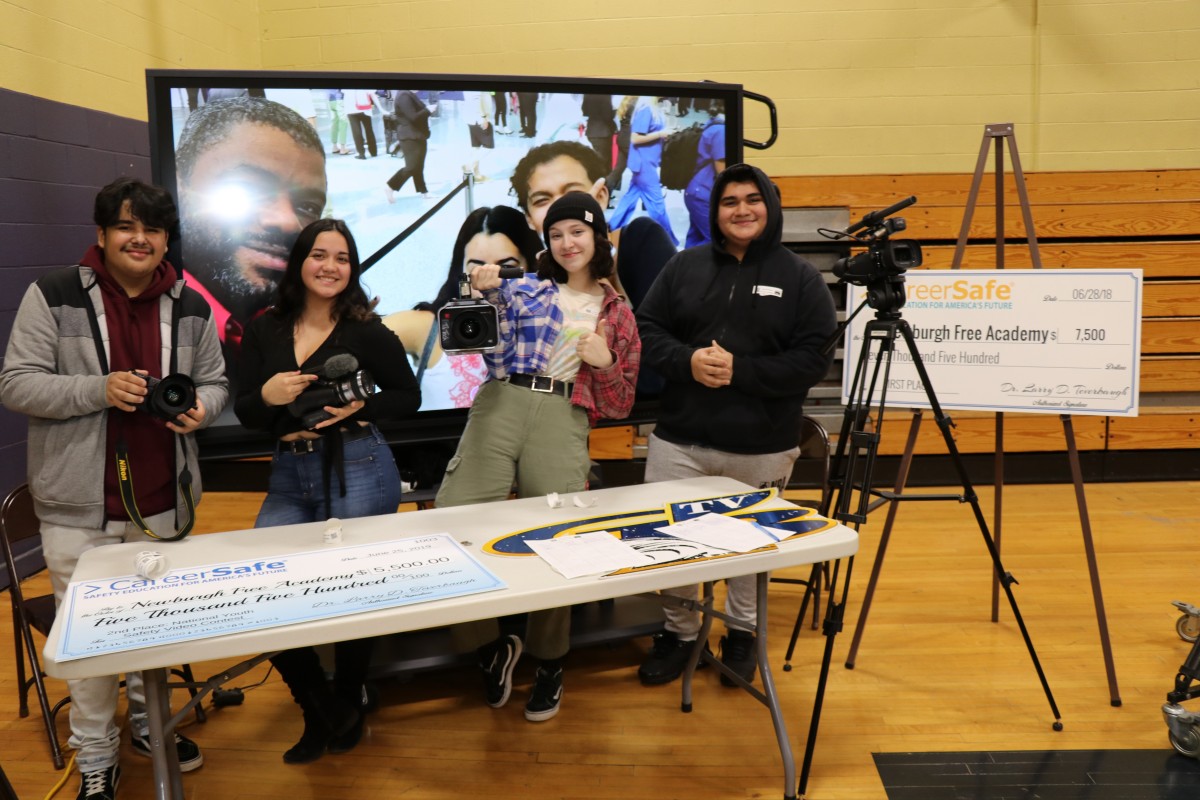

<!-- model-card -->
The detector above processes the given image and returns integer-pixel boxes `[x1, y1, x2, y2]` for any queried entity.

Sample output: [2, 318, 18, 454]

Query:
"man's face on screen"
[523, 155, 608, 234]
[180, 121, 327, 320]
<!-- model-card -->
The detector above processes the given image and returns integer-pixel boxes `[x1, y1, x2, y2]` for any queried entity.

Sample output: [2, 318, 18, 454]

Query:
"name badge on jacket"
[753, 285, 783, 299]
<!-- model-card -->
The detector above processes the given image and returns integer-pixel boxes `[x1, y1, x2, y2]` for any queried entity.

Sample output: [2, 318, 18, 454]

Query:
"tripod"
[798, 294, 1064, 795]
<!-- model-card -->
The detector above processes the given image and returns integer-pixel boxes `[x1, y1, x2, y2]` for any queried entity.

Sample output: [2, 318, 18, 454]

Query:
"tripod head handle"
[845, 196, 917, 236]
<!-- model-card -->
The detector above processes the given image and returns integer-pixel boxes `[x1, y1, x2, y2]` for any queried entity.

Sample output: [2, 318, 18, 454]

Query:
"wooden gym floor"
[1, 481, 1197, 799]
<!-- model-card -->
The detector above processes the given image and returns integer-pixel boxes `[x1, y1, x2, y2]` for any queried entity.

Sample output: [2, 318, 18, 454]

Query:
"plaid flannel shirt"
[482, 276, 640, 425]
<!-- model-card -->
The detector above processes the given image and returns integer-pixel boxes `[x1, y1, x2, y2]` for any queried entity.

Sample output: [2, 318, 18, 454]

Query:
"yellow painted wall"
[5, 0, 1198, 174]
[1, 0, 261, 120]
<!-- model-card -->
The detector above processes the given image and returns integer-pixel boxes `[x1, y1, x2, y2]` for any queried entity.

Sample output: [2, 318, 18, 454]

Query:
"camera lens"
[141, 373, 196, 422]
[454, 312, 487, 346]
[332, 370, 376, 404]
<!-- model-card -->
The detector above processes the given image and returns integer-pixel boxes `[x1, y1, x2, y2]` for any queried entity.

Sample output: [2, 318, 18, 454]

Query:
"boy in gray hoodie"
[0, 177, 228, 800]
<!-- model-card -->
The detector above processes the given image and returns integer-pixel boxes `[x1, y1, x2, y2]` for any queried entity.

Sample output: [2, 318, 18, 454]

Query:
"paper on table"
[527, 531, 654, 579]
[655, 513, 779, 553]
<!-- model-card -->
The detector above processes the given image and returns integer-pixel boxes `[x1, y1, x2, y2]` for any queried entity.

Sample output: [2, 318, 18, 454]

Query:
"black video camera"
[287, 355, 377, 430]
[438, 266, 524, 354]
[133, 371, 197, 422]
[831, 196, 923, 313]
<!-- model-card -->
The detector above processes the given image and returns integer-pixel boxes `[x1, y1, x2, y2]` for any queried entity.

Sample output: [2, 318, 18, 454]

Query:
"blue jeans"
[255, 425, 402, 527]
[255, 426, 401, 713]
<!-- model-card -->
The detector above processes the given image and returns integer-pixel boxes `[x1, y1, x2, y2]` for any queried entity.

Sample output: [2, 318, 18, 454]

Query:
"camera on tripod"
[438, 266, 524, 354]
[831, 196, 923, 313]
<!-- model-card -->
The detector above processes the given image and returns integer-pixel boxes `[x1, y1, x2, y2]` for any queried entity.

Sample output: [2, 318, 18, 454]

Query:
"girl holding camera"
[234, 218, 420, 763]
[435, 191, 641, 722]
[383, 205, 543, 411]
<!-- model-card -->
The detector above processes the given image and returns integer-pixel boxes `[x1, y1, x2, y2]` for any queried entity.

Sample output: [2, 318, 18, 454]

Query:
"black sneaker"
[130, 730, 204, 772]
[718, 629, 758, 687]
[77, 764, 119, 800]
[480, 634, 523, 708]
[638, 631, 711, 685]
[524, 667, 563, 722]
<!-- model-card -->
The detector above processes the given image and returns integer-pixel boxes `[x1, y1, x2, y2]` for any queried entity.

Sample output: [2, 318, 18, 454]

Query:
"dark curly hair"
[93, 177, 178, 234]
[509, 140, 607, 213]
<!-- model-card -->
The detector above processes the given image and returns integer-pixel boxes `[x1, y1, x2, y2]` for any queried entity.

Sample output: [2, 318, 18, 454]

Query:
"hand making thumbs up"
[577, 317, 614, 369]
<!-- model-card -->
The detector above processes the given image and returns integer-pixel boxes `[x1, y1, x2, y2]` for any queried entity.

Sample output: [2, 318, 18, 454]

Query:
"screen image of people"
[166, 84, 728, 413]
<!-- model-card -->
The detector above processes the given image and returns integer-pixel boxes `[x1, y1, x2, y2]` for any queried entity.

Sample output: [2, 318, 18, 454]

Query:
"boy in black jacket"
[635, 163, 837, 686]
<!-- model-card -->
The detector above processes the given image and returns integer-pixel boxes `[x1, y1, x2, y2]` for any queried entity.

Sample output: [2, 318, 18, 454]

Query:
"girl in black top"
[235, 218, 420, 763]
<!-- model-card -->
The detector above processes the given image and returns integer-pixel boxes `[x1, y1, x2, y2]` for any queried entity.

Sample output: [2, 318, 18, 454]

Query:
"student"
[383, 206, 542, 411]
[234, 218, 421, 763]
[508, 140, 676, 309]
[0, 177, 229, 800]
[435, 192, 641, 722]
[635, 164, 837, 686]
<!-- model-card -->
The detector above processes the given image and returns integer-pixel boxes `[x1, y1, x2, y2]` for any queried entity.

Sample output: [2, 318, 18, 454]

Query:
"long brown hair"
[272, 218, 377, 324]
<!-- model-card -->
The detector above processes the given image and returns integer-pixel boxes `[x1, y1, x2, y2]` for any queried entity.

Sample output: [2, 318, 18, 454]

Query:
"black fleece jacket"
[636, 164, 837, 454]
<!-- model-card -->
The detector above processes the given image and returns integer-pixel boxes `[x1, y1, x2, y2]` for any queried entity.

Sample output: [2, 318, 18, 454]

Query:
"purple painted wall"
[0, 87, 151, 496]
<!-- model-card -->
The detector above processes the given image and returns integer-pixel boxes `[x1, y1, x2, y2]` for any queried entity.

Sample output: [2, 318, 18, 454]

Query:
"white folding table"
[44, 476, 857, 800]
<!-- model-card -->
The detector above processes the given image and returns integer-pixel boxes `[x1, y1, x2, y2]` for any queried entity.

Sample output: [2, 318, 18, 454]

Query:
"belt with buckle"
[504, 373, 573, 398]
[281, 425, 374, 455]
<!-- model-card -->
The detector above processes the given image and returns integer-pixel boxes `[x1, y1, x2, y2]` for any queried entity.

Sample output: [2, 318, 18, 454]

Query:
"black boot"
[307, 686, 359, 737]
[326, 682, 367, 754]
[327, 712, 365, 755]
[283, 708, 329, 764]
[272, 648, 359, 764]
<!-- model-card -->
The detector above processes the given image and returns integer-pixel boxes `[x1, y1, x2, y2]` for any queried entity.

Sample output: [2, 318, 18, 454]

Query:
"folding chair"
[1, 483, 205, 770]
[1, 483, 68, 769]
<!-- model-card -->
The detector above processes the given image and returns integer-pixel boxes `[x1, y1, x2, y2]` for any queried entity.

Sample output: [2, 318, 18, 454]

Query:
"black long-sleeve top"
[235, 312, 421, 439]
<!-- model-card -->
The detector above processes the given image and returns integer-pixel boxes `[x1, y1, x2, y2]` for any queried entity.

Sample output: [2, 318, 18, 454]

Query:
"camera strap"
[114, 435, 196, 542]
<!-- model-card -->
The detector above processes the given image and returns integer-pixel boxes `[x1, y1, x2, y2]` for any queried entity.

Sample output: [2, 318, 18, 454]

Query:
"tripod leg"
[798, 556, 853, 800]
[783, 564, 818, 671]
[900, 321, 1063, 728]
[845, 410, 922, 669]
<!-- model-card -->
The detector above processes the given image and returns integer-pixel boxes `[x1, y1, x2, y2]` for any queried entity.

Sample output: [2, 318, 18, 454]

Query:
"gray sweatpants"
[41, 509, 175, 772]
[644, 433, 799, 639]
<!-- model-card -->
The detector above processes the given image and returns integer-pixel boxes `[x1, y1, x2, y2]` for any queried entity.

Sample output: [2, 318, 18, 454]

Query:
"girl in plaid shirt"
[436, 191, 640, 722]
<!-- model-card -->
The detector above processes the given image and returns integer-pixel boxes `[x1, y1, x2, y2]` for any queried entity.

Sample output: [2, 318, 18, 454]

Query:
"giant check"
[55, 534, 504, 661]
[844, 269, 1142, 416]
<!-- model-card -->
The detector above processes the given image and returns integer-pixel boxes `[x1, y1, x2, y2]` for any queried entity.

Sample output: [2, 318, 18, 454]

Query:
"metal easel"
[845, 123, 1121, 707]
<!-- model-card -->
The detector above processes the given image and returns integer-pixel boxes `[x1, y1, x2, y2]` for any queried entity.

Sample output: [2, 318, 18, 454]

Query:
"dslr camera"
[287, 355, 378, 429]
[132, 371, 196, 422]
[439, 266, 524, 354]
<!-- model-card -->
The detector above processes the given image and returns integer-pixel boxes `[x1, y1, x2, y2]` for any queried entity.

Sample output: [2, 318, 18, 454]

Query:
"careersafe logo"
[484, 489, 836, 556]
[81, 558, 290, 596]
[908, 277, 1013, 302]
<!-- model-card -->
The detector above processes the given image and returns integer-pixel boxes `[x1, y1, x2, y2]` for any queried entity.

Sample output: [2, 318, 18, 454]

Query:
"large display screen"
[146, 70, 745, 455]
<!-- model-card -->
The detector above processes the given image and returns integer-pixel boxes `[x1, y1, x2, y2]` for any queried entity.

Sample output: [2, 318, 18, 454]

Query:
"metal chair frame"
[1, 483, 205, 770]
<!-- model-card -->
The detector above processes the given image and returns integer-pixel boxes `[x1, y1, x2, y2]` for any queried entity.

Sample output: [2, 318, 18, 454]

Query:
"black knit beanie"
[542, 191, 608, 248]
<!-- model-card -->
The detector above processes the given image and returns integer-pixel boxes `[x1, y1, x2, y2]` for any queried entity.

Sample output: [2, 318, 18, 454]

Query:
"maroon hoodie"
[82, 245, 179, 521]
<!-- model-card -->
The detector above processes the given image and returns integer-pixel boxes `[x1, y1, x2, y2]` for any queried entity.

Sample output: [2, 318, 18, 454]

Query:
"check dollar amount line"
[59, 534, 505, 660]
